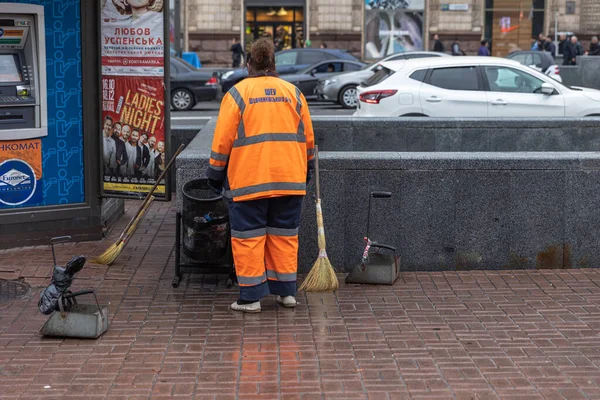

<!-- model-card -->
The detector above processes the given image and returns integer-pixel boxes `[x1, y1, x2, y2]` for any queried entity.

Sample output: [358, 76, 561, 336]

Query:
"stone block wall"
[176, 117, 600, 272]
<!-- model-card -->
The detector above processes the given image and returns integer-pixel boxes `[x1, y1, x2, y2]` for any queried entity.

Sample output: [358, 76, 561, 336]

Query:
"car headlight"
[323, 79, 337, 86]
[221, 71, 235, 80]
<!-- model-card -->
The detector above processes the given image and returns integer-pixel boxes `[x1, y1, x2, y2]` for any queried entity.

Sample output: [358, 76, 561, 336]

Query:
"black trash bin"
[181, 178, 230, 261]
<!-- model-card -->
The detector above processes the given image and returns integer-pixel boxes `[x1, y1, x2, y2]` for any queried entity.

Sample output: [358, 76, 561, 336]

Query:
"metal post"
[183, 0, 189, 52]
[554, 12, 558, 57]
[174, 0, 182, 57]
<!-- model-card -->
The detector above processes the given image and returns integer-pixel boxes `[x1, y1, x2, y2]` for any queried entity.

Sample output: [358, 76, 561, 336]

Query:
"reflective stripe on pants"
[227, 195, 304, 302]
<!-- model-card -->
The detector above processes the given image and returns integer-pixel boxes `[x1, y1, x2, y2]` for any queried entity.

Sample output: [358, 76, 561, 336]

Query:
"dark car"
[220, 48, 360, 93]
[170, 56, 218, 111]
[281, 59, 366, 98]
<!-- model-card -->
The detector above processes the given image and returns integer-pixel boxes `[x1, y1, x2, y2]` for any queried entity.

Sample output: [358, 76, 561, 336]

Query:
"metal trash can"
[181, 178, 230, 261]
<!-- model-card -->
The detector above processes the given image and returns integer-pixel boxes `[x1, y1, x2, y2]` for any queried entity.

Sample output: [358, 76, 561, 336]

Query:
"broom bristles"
[299, 255, 339, 292]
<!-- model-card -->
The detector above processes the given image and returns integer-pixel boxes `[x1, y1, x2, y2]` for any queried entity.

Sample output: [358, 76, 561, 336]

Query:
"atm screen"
[0, 54, 22, 83]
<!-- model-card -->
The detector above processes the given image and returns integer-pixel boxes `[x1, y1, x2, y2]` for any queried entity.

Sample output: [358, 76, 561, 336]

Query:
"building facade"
[185, 0, 600, 64]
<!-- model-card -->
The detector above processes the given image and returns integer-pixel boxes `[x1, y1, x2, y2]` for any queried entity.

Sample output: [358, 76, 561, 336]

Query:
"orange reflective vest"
[206, 75, 316, 202]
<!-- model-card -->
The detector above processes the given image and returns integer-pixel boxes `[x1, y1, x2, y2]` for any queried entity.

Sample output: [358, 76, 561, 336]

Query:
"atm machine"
[0, 3, 47, 140]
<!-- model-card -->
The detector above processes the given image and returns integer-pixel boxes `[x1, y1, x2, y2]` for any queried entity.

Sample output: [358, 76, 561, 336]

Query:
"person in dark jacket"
[231, 38, 243, 68]
[558, 33, 567, 55]
[563, 37, 576, 65]
[433, 34, 445, 53]
[544, 37, 556, 55]
[451, 39, 465, 56]
[588, 36, 600, 56]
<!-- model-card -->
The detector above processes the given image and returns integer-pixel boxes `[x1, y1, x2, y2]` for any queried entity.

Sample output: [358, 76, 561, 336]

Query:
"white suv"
[354, 57, 600, 118]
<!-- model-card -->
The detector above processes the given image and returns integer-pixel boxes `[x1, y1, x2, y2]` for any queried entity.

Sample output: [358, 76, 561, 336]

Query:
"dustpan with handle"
[40, 289, 109, 339]
[345, 191, 400, 285]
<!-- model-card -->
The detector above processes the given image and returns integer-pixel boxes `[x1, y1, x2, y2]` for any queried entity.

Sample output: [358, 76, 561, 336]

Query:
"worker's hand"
[207, 179, 223, 195]
[306, 170, 313, 185]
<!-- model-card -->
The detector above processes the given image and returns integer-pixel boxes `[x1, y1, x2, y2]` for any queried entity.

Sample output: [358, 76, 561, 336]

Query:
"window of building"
[484, 66, 545, 94]
[428, 67, 480, 91]
[245, 7, 304, 51]
[485, 0, 546, 57]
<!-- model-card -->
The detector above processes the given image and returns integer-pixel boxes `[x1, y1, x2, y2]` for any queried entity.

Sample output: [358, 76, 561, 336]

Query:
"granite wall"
[176, 117, 600, 272]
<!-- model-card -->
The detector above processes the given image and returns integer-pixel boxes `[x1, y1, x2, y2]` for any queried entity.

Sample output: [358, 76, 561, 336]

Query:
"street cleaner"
[205, 38, 316, 313]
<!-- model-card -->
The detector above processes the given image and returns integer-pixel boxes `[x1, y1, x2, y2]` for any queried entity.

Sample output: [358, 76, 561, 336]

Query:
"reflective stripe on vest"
[233, 133, 306, 148]
[266, 269, 297, 281]
[229, 87, 247, 139]
[224, 182, 306, 199]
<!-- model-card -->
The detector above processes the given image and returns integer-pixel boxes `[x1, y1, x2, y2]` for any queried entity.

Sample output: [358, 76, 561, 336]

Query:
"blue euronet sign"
[0, 159, 39, 206]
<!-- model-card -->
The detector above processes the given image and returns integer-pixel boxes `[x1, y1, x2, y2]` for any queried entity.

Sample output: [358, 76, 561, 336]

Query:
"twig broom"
[91, 143, 186, 266]
[299, 145, 339, 293]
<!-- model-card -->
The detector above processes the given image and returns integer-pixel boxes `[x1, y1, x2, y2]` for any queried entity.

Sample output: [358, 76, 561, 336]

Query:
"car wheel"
[171, 88, 194, 111]
[339, 85, 358, 109]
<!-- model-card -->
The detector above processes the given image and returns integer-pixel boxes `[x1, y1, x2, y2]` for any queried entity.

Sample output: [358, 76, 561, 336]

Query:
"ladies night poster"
[100, 0, 169, 199]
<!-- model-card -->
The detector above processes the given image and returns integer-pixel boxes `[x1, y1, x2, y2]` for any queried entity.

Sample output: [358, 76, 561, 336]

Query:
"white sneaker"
[230, 301, 261, 313]
[276, 296, 297, 308]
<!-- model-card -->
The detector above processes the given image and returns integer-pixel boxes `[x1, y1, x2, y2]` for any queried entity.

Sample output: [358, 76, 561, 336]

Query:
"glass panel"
[254, 7, 296, 23]
[409, 69, 428, 82]
[362, 67, 394, 87]
[486, 1, 546, 57]
[275, 51, 297, 65]
[344, 63, 362, 71]
[485, 66, 544, 93]
[274, 25, 293, 51]
[429, 67, 479, 91]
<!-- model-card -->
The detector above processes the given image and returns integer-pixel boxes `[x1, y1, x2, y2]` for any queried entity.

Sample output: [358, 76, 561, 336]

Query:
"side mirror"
[541, 82, 554, 95]
[311, 69, 317, 76]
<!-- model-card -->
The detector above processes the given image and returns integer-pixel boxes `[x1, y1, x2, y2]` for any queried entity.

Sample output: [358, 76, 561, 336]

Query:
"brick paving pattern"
[1, 201, 600, 399]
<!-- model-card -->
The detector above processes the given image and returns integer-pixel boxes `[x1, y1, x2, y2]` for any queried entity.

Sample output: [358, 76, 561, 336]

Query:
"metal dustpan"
[345, 191, 401, 285]
[40, 289, 109, 339]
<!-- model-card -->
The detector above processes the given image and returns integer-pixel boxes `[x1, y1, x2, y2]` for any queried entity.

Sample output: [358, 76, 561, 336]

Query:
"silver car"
[315, 51, 451, 108]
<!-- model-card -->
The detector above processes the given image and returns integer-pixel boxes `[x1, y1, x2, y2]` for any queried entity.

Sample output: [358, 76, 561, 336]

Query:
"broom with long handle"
[92, 143, 186, 265]
[299, 145, 339, 293]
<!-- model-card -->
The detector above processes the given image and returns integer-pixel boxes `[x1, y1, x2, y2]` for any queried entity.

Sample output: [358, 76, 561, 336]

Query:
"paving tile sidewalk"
[1, 200, 600, 399]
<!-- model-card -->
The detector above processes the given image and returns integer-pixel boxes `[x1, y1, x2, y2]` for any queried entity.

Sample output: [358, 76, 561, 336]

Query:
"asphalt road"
[170, 100, 354, 128]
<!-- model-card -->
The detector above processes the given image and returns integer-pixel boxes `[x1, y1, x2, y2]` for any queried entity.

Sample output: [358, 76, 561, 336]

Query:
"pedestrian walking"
[587, 36, 599, 56]
[231, 37, 243, 68]
[478, 40, 490, 56]
[205, 38, 316, 313]
[451, 39, 465, 55]
[433, 34, 445, 53]
[544, 37, 556, 55]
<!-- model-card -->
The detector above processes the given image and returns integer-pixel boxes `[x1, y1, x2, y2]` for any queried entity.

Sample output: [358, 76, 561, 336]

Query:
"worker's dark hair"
[248, 38, 276, 76]
[481, 40, 487, 45]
